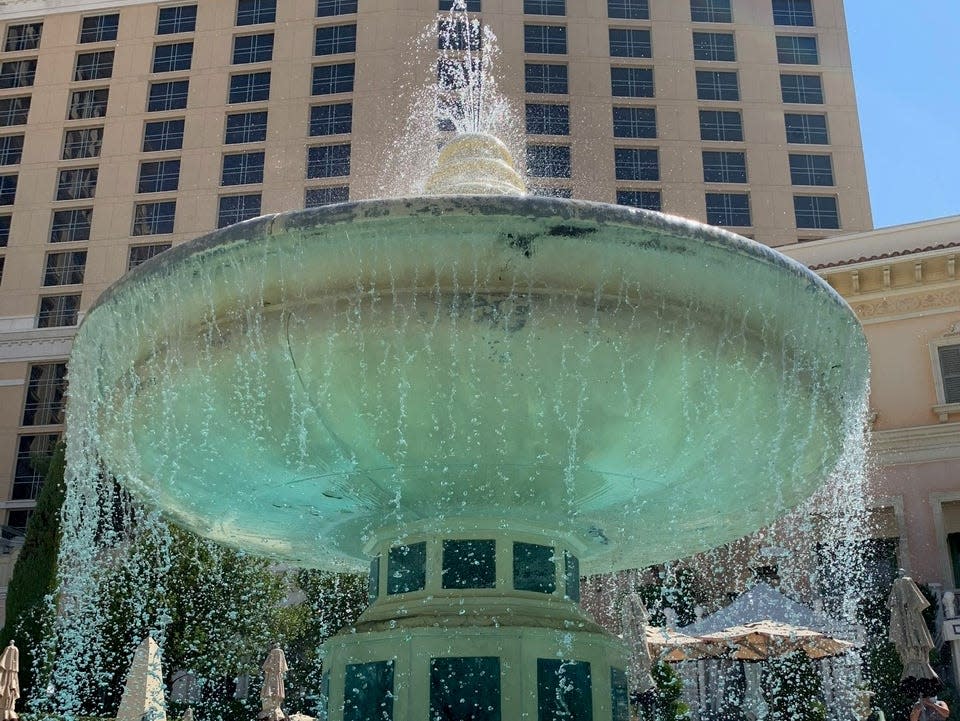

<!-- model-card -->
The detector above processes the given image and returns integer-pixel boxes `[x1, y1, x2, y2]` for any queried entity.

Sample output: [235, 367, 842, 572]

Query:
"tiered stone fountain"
[66, 133, 868, 721]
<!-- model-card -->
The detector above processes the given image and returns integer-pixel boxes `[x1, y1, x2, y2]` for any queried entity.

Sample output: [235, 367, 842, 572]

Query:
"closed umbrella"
[700, 621, 853, 661]
[0, 640, 19, 721]
[259, 644, 289, 721]
[621, 592, 656, 696]
[888, 575, 941, 697]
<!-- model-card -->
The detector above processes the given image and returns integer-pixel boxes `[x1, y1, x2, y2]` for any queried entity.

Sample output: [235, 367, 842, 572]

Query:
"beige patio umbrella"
[258, 644, 289, 721]
[700, 621, 853, 661]
[888, 575, 940, 696]
[0, 640, 19, 721]
[644, 626, 722, 663]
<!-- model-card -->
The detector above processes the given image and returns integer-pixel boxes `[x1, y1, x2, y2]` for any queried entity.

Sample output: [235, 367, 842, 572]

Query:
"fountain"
[57, 8, 870, 721]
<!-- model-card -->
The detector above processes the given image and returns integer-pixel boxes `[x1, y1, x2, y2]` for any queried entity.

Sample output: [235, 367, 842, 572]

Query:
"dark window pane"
[530, 186, 573, 198]
[143, 119, 185, 152]
[439, 0, 481, 8]
[940, 346, 960, 403]
[693, 31, 735, 61]
[537, 659, 592, 721]
[50, 208, 92, 243]
[222, 151, 265, 185]
[7, 509, 33, 534]
[13, 434, 59, 499]
[217, 193, 261, 227]
[524, 25, 566, 54]
[153, 41, 193, 72]
[344, 661, 394, 721]
[233, 33, 274, 63]
[128, 242, 172, 267]
[5, 23, 42, 52]
[696, 70, 738, 100]
[0, 134, 24, 165]
[387, 542, 426, 594]
[43, 251, 86, 286]
[315, 24, 356, 55]
[0, 173, 16, 204]
[133, 203, 176, 236]
[68, 88, 108, 119]
[525, 63, 568, 94]
[237, 0, 276, 25]
[0, 59, 37, 88]
[616, 189, 661, 211]
[138, 159, 181, 193]
[318, 0, 358, 15]
[158, 5, 198, 34]
[514, 542, 556, 593]
[564, 551, 580, 602]
[525, 0, 565, 16]
[309, 103, 352, 135]
[148, 80, 189, 111]
[75, 50, 114, 80]
[776, 35, 818, 64]
[0, 96, 31, 126]
[62, 127, 102, 159]
[609, 28, 651, 58]
[702, 150, 747, 183]
[305, 185, 349, 206]
[608, 0, 648, 19]
[225, 111, 268, 143]
[788, 153, 833, 185]
[526, 103, 569, 135]
[611, 668, 629, 721]
[612, 106, 656, 138]
[442, 539, 496, 589]
[229, 72, 270, 103]
[312, 63, 354, 94]
[794, 195, 839, 229]
[615, 147, 659, 181]
[430, 657, 501, 721]
[691, 0, 732, 22]
[367, 556, 380, 602]
[526, 144, 570, 178]
[0, 215, 11, 246]
[699, 109, 742, 141]
[307, 144, 351, 178]
[22, 363, 67, 426]
[706, 192, 751, 226]
[80, 14, 119, 43]
[780, 73, 822, 103]
[773, 0, 814, 26]
[784, 113, 828, 144]
[56, 168, 97, 200]
[37, 295, 79, 327]
[610, 66, 653, 97]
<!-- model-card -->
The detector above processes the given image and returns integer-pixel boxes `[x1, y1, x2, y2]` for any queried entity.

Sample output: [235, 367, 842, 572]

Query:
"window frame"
[233, 32, 274, 64]
[79, 13, 119, 43]
[784, 112, 828, 144]
[157, 5, 198, 35]
[317, 0, 359, 16]
[702, 150, 747, 183]
[612, 106, 656, 139]
[236, 0, 277, 26]
[43, 250, 87, 287]
[525, 63, 568, 94]
[0, 96, 31, 126]
[137, 158, 181, 194]
[306, 143, 351, 179]
[55, 167, 97, 201]
[311, 63, 354, 95]
[616, 189, 661, 211]
[36, 294, 80, 328]
[690, 0, 732, 23]
[5, 22, 43, 52]
[221, 150, 266, 186]
[152, 41, 194, 72]
[314, 24, 357, 56]
[524, 24, 567, 54]
[610, 66, 654, 97]
[692, 31, 736, 62]
[142, 118, 185, 152]
[699, 109, 743, 141]
[788, 152, 834, 186]
[706, 191, 751, 226]
[50, 208, 93, 243]
[62, 126, 103, 159]
[526, 144, 571, 178]
[780, 73, 823, 104]
[776, 34, 819, 65]
[228, 71, 271, 103]
[696, 70, 739, 101]
[607, 0, 649, 20]
[793, 194, 839, 229]
[525, 103, 570, 135]
[309, 103, 352, 136]
[132, 202, 176, 237]
[0, 59, 37, 89]
[773, 0, 814, 27]
[609, 27, 651, 58]
[148, 79, 190, 111]
[225, 111, 268, 144]
[217, 193, 262, 228]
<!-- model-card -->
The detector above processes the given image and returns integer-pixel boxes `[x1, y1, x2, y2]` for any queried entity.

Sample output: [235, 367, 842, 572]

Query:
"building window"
[233, 33, 274, 63]
[784, 113, 828, 144]
[525, 0, 565, 16]
[794, 195, 838, 228]
[611, 668, 629, 721]
[314, 24, 357, 55]
[6, 509, 32, 534]
[442, 539, 496, 589]
[440, 0, 481, 7]
[525, 63, 567, 94]
[527, 145, 570, 178]
[615, 147, 658, 181]
[22, 363, 67, 426]
[608, 0, 648, 19]
[609, 28, 651, 58]
[939, 346, 960, 404]
[611, 66, 654, 97]
[158, 5, 198, 34]
[56, 168, 96, 200]
[138, 159, 181, 193]
[75, 50, 114, 81]
[564, 551, 580, 602]
[217, 193, 261, 227]
[691, 0, 732, 22]
[237, 0, 276, 26]
[153, 41, 193, 72]
[613, 106, 656, 138]
[133, 202, 176, 236]
[5, 23, 42, 52]
[0, 215, 10, 246]
[307, 144, 350, 178]
[438, 18, 482, 51]
[773, 0, 814, 26]
[430, 658, 500, 721]
[0, 173, 16, 204]
[0, 135, 23, 165]
[229, 72, 270, 103]
[80, 14, 119, 43]
[776, 35, 818, 64]
[13, 434, 59, 500]
[387, 542, 426, 594]
[37, 294, 80, 327]
[693, 31, 735, 61]
[526, 103, 569, 135]
[0, 96, 31, 126]
[514, 542, 556, 593]
[44, 250, 89, 284]
[317, 0, 358, 15]
[128, 241, 172, 268]
[62, 127, 102, 159]
[143, 119, 185, 152]
[537, 660, 592, 721]
[703, 150, 747, 183]
[344, 661, 394, 721]
[50, 208, 92, 243]
[305, 185, 349, 206]
[225, 111, 268, 143]
[148, 80, 189, 111]
[780, 73, 822, 104]
[68, 88, 108, 119]
[699, 109, 742, 141]
[222, 151, 265, 185]
[0, 59, 37, 88]
[530, 186, 573, 198]
[616, 189, 661, 211]
[524, 25, 567, 54]
[312, 63, 354, 94]
[706, 192, 750, 226]
[789, 153, 833, 185]
[309, 103, 352, 135]
[696, 70, 738, 100]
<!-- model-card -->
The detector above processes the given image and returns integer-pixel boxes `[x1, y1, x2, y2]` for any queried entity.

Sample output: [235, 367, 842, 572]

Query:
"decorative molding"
[871, 422, 960, 466]
[850, 286, 960, 322]
[0, 379, 23, 387]
[0, 327, 75, 363]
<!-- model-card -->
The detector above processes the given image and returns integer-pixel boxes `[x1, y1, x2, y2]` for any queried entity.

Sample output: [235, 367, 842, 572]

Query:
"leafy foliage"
[761, 651, 827, 721]
[635, 661, 690, 721]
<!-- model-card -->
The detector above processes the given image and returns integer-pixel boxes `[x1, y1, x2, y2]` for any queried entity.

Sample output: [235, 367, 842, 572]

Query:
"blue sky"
[845, 1, 960, 229]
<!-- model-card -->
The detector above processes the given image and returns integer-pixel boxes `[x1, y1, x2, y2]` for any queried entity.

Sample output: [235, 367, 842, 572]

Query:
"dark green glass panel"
[537, 659, 592, 721]
[344, 660, 394, 721]
[430, 656, 501, 721]
[610, 668, 629, 721]
[388, 542, 426, 594]
[442, 539, 496, 589]
[564, 551, 580, 602]
[368, 555, 380, 602]
[514, 542, 556, 593]
[319, 670, 330, 721]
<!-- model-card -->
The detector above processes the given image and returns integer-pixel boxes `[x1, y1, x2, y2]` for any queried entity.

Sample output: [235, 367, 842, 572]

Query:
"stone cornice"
[0, 0, 154, 21]
[871, 422, 960, 466]
[848, 282, 960, 323]
[0, 327, 75, 363]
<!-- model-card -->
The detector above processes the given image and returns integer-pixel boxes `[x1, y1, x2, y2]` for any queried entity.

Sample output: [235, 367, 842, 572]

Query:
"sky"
[844, 1, 960, 229]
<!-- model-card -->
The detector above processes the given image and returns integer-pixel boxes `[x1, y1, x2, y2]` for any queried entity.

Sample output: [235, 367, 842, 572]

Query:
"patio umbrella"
[0, 640, 19, 721]
[645, 626, 722, 663]
[888, 575, 941, 697]
[621, 592, 656, 695]
[258, 644, 289, 721]
[700, 620, 853, 661]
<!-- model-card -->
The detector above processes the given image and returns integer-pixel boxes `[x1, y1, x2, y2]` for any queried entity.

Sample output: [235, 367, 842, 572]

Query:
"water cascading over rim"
[67, 134, 869, 721]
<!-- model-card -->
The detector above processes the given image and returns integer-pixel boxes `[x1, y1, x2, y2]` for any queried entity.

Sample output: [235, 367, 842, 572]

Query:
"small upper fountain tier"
[67, 138, 868, 576]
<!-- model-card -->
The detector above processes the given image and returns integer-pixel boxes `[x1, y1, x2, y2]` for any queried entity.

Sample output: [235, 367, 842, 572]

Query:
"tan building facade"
[0, 0, 872, 619]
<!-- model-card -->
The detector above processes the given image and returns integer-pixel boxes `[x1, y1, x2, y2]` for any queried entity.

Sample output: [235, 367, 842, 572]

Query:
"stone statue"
[0, 640, 19, 721]
[258, 644, 289, 721]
